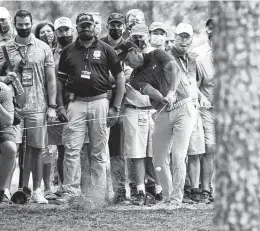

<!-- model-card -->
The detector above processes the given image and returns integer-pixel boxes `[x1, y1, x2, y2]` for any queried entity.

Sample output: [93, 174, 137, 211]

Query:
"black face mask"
[109, 29, 123, 40]
[58, 35, 73, 47]
[16, 27, 31, 38]
[133, 39, 146, 51]
[0, 23, 10, 34]
[78, 30, 93, 41]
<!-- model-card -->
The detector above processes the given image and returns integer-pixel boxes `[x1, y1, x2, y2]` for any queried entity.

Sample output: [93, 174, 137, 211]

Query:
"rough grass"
[0, 201, 213, 231]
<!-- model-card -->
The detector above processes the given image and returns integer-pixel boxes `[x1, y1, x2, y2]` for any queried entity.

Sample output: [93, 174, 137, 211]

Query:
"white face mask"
[150, 34, 166, 46]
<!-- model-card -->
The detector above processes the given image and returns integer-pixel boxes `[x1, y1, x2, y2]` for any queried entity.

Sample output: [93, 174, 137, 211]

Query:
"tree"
[211, 1, 260, 230]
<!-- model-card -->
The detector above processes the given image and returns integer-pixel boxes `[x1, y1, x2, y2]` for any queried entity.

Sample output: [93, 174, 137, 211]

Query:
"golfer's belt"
[165, 97, 192, 112]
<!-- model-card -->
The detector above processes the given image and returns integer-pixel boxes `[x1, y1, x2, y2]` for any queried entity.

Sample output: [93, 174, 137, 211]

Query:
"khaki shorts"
[199, 107, 216, 145]
[187, 108, 205, 155]
[15, 112, 47, 148]
[123, 108, 153, 159]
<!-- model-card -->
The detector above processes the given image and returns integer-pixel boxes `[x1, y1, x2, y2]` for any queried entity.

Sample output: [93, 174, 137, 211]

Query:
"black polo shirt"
[100, 36, 125, 50]
[57, 37, 123, 97]
[130, 49, 174, 97]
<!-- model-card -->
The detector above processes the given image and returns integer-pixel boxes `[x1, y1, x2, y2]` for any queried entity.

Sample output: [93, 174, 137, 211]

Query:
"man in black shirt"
[56, 13, 125, 204]
[118, 40, 195, 209]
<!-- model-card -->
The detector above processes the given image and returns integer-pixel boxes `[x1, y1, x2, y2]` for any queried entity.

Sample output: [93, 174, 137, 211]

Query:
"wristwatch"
[49, 104, 57, 109]
[112, 106, 121, 112]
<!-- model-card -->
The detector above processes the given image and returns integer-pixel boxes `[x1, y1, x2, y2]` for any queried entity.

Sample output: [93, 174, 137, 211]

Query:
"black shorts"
[0, 126, 16, 144]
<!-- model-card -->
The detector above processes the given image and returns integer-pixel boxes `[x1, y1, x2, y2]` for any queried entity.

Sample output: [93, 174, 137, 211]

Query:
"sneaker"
[184, 185, 191, 198]
[54, 191, 75, 205]
[132, 191, 146, 206]
[54, 186, 63, 197]
[189, 188, 201, 202]
[155, 191, 163, 202]
[0, 190, 13, 204]
[113, 193, 131, 205]
[200, 190, 211, 204]
[44, 190, 58, 200]
[30, 188, 48, 204]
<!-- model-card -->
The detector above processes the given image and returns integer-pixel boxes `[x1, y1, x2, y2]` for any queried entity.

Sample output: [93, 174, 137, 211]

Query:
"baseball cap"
[54, 17, 72, 30]
[175, 23, 193, 36]
[76, 13, 94, 25]
[130, 24, 149, 37]
[107, 13, 125, 24]
[117, 41, 139, 61]
[149, 22, 167, 33]
[0, 7, 10, 19]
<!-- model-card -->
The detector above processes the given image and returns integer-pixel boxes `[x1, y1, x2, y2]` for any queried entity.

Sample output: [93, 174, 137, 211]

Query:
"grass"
[0, 201, 213, 231]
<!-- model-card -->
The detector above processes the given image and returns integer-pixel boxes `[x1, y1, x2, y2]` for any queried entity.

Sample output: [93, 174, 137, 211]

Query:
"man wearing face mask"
[123, 9, 145, 40]
[128, 24, 151, 53]
[0, 10, 57, 204]
[55, 13, 125, 204]
[149, 22, 167, 51]
[86, 12, 102, 38]
[100, 12, 130, 204]
[0, 7, 16, 46]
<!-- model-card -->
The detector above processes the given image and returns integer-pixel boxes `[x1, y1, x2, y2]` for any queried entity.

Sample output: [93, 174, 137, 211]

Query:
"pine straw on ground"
[0, 199, 213, 231]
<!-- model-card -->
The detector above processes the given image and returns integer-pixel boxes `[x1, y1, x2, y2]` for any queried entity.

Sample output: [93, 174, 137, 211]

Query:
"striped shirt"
[0, 34, 55, 113]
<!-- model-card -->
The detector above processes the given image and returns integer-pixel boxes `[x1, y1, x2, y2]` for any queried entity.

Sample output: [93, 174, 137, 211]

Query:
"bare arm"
[45, 66, 57, 105]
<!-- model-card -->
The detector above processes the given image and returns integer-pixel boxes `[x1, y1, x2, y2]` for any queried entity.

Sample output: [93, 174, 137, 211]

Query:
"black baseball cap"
[107, 13, 125, 24]
[76, 13, 95, 25]
[117, 41, 139, 61]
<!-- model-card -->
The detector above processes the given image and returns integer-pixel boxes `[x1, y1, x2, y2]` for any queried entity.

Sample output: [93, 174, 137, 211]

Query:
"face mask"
[109, 29, 123, 40]
[40, 33, 55, 45]
[128, 22, 136, 30]
[57, 35, 73, 47]
[0, 22, 10, 34]
[151, 35, 166, 46]
[16, 27, 31, 38]
[133, 39, 146, 51]
[78, 30, 94, 41]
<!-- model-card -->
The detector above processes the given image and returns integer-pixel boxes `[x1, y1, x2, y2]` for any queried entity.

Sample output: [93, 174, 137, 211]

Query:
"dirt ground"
[0, 201, 213, 231]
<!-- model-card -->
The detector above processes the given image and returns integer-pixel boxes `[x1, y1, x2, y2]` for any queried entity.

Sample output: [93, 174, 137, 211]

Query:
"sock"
[155, 184, 162, 194]
[136, 184, 145, 193]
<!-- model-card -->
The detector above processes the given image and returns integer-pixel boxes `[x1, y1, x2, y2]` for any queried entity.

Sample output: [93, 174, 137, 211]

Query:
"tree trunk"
[211, 1, 260, 230]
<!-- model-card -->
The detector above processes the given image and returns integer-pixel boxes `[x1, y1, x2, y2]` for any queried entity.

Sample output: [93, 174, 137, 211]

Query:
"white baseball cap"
[54, 17, 72, 30]
[0, 7, 10, 19]
[175, 23, 193, 36]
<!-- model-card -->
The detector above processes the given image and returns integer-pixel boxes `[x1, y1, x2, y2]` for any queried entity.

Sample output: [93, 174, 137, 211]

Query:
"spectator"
[0, 10, 57, 204]
[0, 82, 16, 204]
[55, 13, 125, 204]
[101, 12, 129, 204]
[123, 24, 163, 205]
[196, 18, 215, 203]
[149, 22, 167, 51]
[123, 9, 145, 39]
[0, 6, 17, 203]
[128, 24, 151, 53]
[35, 21, 57, 49]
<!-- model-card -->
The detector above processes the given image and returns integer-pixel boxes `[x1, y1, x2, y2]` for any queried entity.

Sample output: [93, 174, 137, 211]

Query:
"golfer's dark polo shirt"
[131, 49, 191, 102]
[57, 37, 123, 97]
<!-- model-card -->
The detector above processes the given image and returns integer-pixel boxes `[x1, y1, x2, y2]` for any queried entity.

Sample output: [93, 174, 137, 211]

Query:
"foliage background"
[0, 0, 211, 48]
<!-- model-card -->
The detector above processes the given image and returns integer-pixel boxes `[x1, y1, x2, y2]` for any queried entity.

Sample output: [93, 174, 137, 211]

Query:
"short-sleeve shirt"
[0, 82, 14, 129]
[196, 49, 214, 104]
[0, 34, 55, 114]
[57, 37, 123, 97]
[130, 49, 191, 102]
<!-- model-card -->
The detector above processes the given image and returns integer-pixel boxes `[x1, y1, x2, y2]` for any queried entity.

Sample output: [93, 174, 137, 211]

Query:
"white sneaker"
[30, 188, 48, 204]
